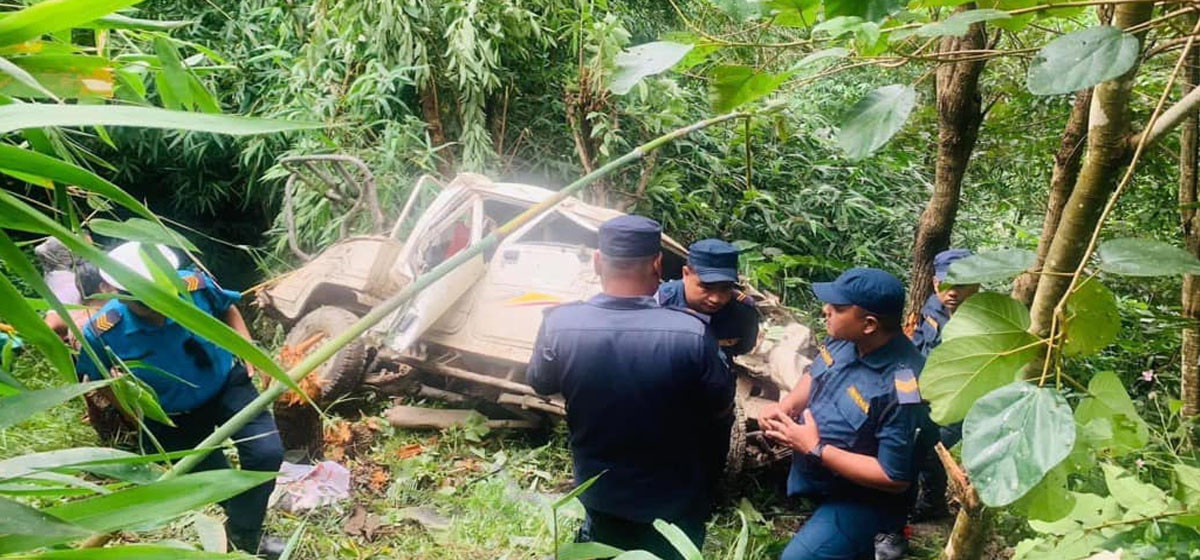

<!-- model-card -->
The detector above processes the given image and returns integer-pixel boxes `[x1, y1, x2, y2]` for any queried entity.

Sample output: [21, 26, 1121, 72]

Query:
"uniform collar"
[923, 293, 950, 322]
[588, 293, 660, 310]
[858, 334, 914, 370]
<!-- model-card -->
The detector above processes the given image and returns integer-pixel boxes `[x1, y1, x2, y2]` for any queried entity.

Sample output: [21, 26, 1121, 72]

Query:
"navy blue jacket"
[527, 293, 734, 522]
[910, 294, 951, 357]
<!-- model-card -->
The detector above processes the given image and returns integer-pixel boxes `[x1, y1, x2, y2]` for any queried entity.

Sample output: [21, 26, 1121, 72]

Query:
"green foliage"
[943, 249, 1036, 285]
[1027, 26, 1140, 96]
[962, 381, 1075, 507]
[0, 380, 112, 430]
[709, 65, 789, 113]
[1096, 238, 1200, 276]
[610, 41, 693, 95]
[1061, 278, 1119, 357]
[837, 84, 916, 161]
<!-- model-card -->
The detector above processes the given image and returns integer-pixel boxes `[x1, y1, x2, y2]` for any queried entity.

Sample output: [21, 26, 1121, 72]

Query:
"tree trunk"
[1181, 33, 1200, 418]
[1012, 89, 1093, 305]
[1028, 3, 1154, 339]
[904, 5, 987, 328]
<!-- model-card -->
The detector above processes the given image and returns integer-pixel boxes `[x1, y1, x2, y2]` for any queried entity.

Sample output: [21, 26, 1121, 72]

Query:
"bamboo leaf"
[89, 218, 199, 251]
[0, 447, 157, 484]
[0, 271, 75, 383]
[0, 104, 321, 135]
[0, 496, 90, 538]
[552, 471, 605, 510]
[1027, 26, 1140, 96]
[824, 0, 904, 22]
[8, 545, 251, 558]
[0, 0, 143, 47]
[0, 55, 58, 100]
[152, 37, 191, 110]
[0, 55, 113, 100]
[652, 519, 702, 560]
[610, 42, 693, 95]
[0, 469, 276, 553]
[837, 84, 915, 161]
[0, 191, 300, 396]
[86, 14, 194, 31]
[557, 542, 625, 560]
[963, 382, 1075, 507]
[0, 144, 153, 219]
[0, 380, 113, 430]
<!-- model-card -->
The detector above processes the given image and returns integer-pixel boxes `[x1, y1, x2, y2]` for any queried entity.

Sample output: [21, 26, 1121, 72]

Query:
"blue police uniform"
[782, 335, 926, 560]
[657, 280, 759, 356]
[909, 293, 950, 357]
[527, 216, 733, 560]
[76, 268, 283, 543]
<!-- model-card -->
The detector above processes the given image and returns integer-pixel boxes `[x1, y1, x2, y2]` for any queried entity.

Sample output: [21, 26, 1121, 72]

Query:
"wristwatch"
[808, 442, 827, 463]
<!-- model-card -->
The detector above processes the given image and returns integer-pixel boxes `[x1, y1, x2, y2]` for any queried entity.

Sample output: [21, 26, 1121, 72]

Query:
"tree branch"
[1132, 82, 1200, 149]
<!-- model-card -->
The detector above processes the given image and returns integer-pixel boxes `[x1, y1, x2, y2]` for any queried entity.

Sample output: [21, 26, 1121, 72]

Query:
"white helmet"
[100, 241, 181, 292]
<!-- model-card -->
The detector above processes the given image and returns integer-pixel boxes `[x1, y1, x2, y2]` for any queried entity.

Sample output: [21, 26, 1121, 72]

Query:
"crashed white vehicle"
[258, 156, 815, 474]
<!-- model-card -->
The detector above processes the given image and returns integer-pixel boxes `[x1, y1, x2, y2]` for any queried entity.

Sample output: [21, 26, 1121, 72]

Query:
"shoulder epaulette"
[818, 344, 834, 366]
[184, 273, 206, 292]
[924, 315, 939, 329]
[734, 290, 756, 307]
[894, 367, 921, 404]
[91, 309, 122, 335]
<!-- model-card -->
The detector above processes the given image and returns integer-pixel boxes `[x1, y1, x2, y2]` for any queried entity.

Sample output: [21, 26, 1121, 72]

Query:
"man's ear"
[862, 314, 880, 336]
[653, 253, 663, 279]
[593, 251, 603, 276]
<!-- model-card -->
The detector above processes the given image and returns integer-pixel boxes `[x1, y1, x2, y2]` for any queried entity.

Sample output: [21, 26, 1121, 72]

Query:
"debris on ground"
[324, 416, 384, 461]
[343, 505, 386, 541]
[269, 461, 352, 513]
[395, 506, 451, 532]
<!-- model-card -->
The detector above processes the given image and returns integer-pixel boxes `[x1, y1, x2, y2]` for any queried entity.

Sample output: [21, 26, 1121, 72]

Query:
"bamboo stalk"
[162, 103, 784, 480]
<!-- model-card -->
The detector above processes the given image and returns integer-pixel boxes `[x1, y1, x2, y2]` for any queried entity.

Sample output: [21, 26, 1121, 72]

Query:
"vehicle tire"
[281, 306, 366, 407]
[724, 395, 747, 482]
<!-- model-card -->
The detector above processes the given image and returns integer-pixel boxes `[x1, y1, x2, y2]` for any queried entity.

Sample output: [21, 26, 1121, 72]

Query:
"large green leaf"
[837, 84, 915, 161]
[1101, 463, 1171, 516]
[789, 47, 849, 73]
[709, 65, 788, 113]
[1061, 278, 1119, 356]
[942, 292, 1030, 342]
[1074, 371, 1148, 455]
[963, 381, 1075, 507]
[943, 249, 1035, 285]
[1011, 464, 1074, 522]
[87, 14, 194, 31]
[0, 0, 142, 47]
[10, 545, 252, 559]
[1027, 26, 1140, 96]
[922, 332, 1041, 424]
[0, 447, 158, 484]
[89, 218, 199, 252]
[0, 496, 89, 538]
[1095, 238, 1200, 276]
[152, 36, 191, 110]
[1028, 492, 1121, 536]
[609, 42, 693, 96]
[0, 144, 153, 220]
[0, 380, 112, 430]
[824, 0, 904, 22]
[766, 0, 820, 27]
[0, 104, 320, 135]
[652, 520, 702, 560]
[0, 55, 59, 100]
[0, 271, 74, 383]
[0, 469, 276, 553]
[0, 191, 299, 397]
[900, 9, 1010, 40]
[1174, 463, 1200, 507]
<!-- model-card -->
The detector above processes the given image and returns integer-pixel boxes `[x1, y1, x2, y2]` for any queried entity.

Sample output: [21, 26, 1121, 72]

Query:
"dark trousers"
[914, 423, 962, 516]
[783, 499, 905, 560]
[141, 364, 284, 534]
[577, 509, 706, 560]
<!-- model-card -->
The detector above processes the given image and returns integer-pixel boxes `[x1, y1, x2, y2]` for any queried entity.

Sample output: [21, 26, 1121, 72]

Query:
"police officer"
[75, 242, 285, 559]
[657, 239, 759, 357]
[759, 268, 927, 560]
[910, 248, 978, 357]
[527, 216, 733, 559]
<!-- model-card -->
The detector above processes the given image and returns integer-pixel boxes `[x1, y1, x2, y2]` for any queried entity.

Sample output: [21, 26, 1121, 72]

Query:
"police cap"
[813, 267, 905, 317]
[687, 239, 739, 283]
[599, 215, 661, 258]
[933, 248, 973, 281]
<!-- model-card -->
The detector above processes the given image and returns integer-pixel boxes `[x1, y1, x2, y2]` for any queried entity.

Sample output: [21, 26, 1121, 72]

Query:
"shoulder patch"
[734, 290, 757, 307]
[184, 273, 205, 292]
[893, 367, 921, 404]
[818, 344, 834, 366]
[92, 309, 122, 335]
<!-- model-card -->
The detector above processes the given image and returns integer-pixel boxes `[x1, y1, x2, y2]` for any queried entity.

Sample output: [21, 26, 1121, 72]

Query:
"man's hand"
[762, 408, 820, 454]
[758, 402, 786, 426]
